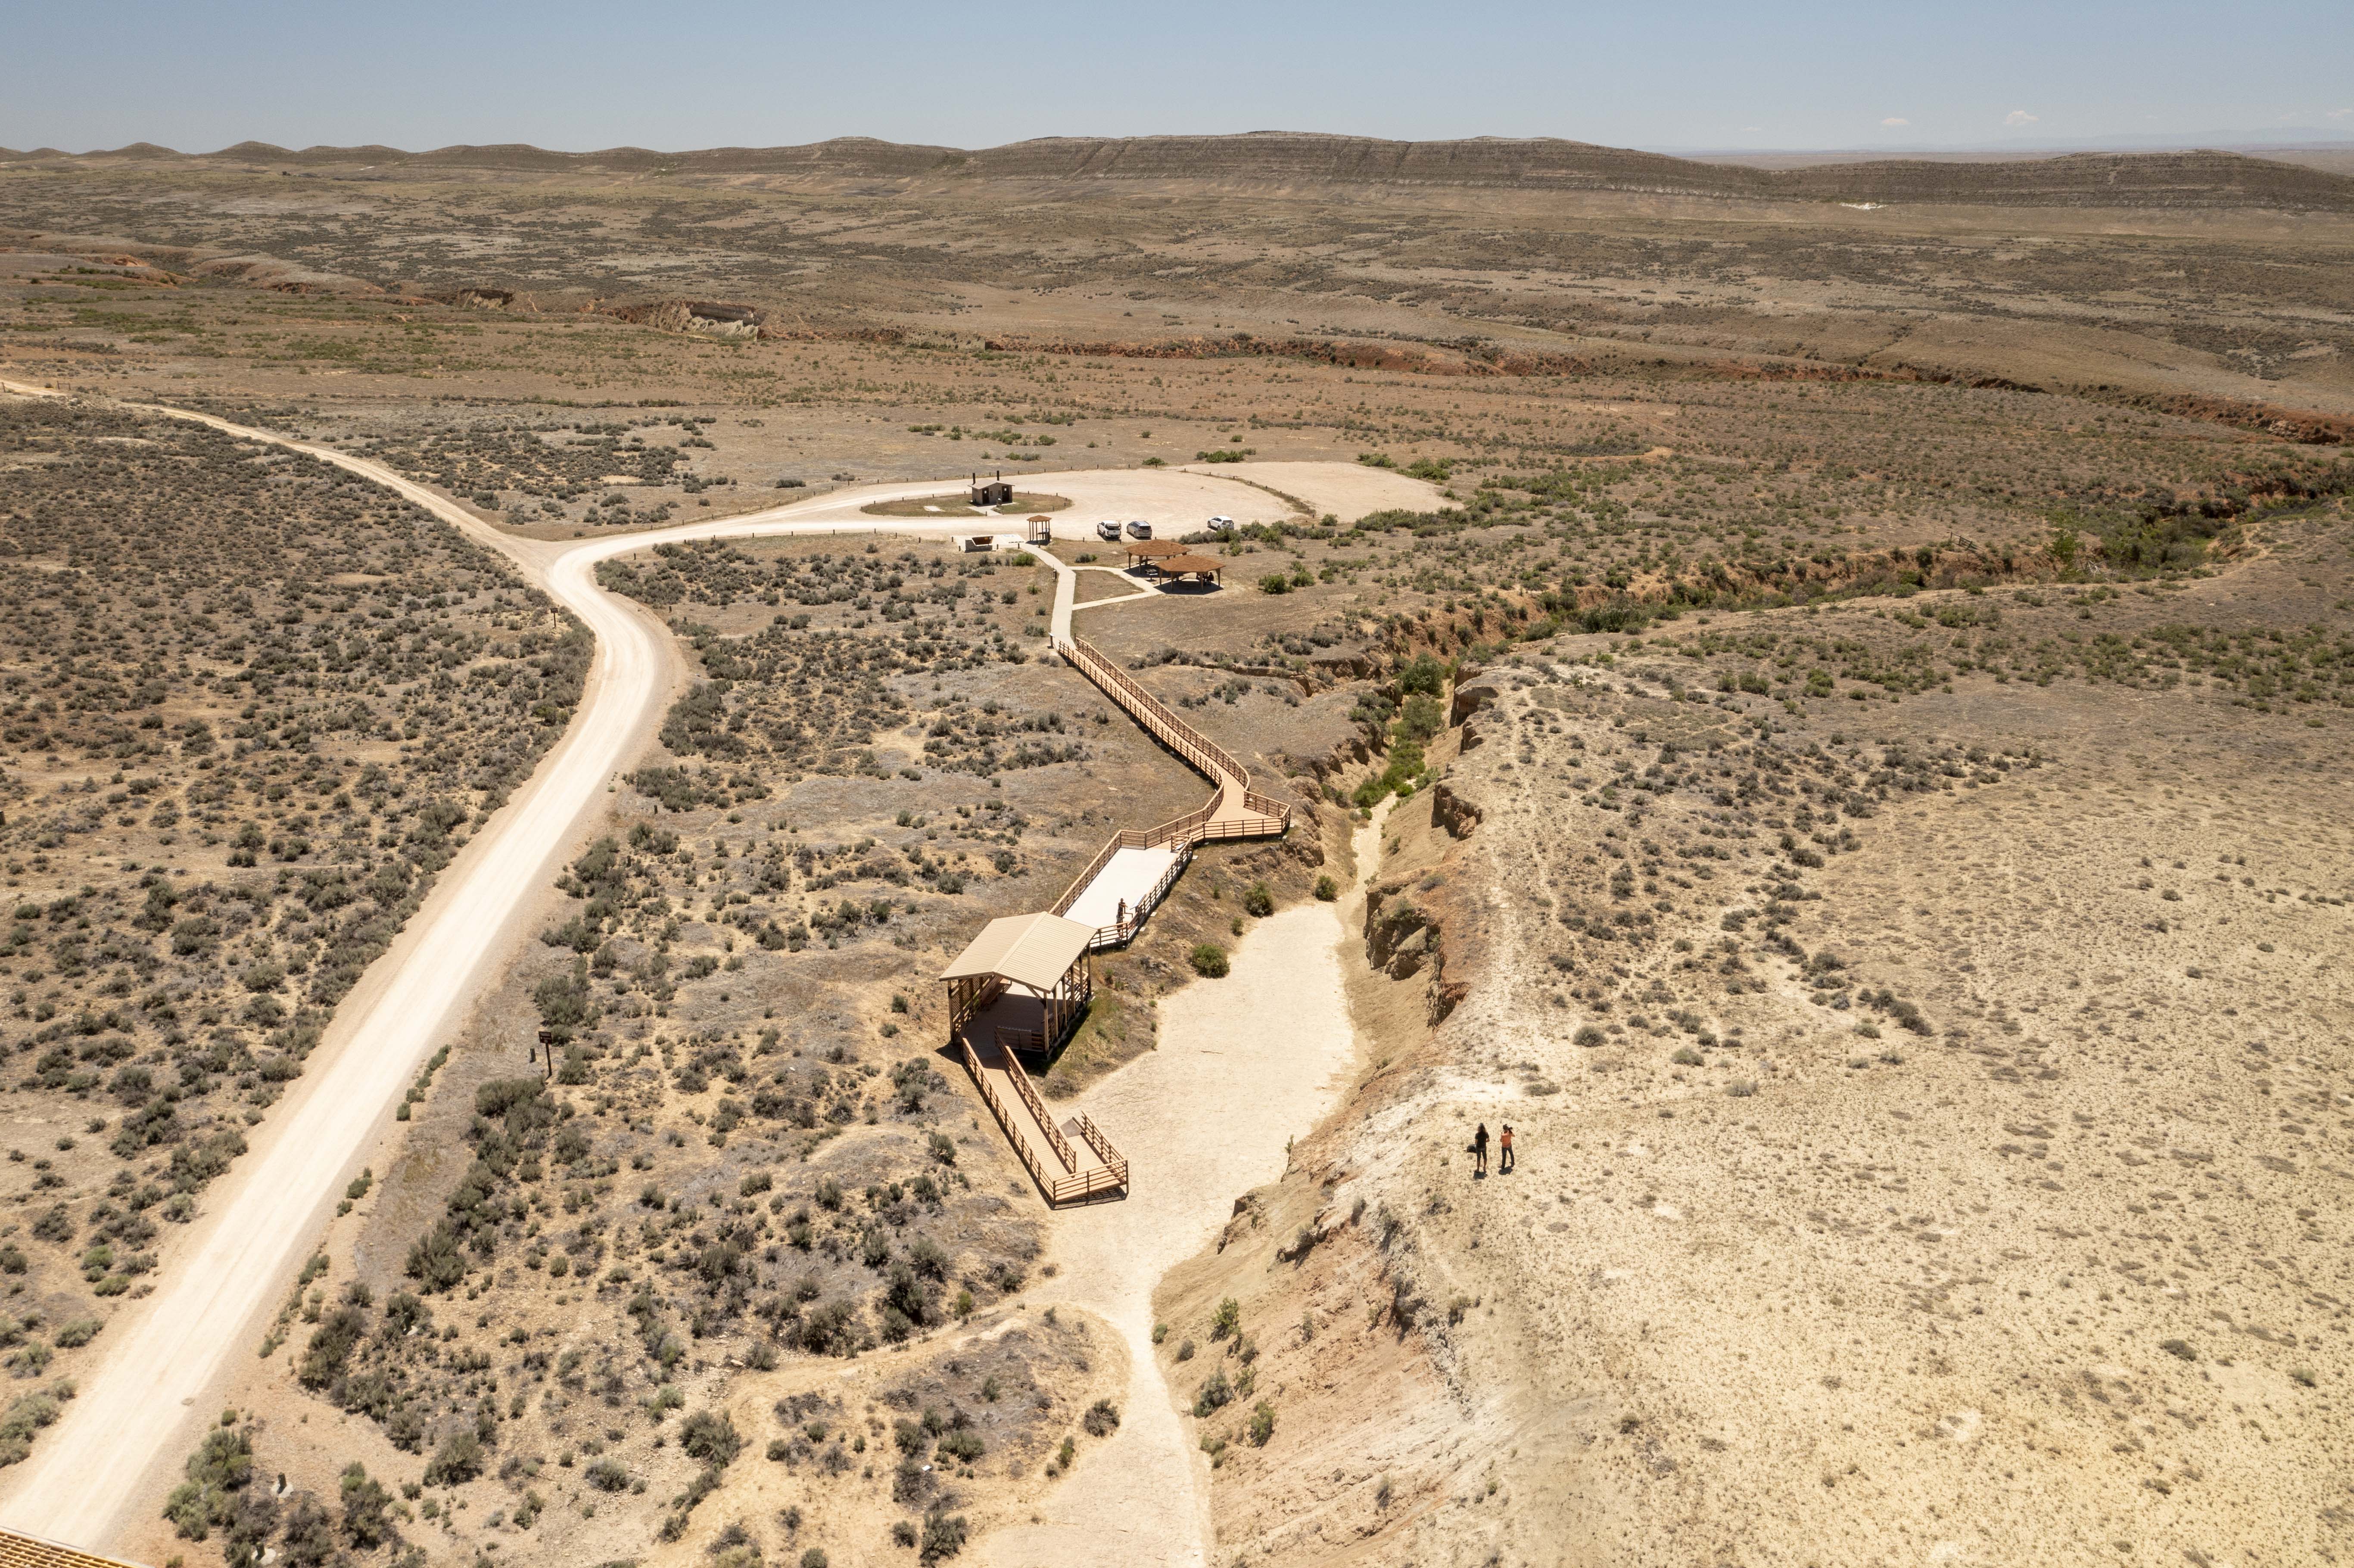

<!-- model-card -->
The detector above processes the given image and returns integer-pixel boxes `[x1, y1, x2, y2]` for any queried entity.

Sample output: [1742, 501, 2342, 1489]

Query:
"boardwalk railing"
[1049, 634, 1292, 948]
[1058, 636, 1252, 786]
[958, 1036, 1131, 1207]
[1048, 1162, 1128, 1205]
[960, 1037, 1052, 1196]
[1000, 1045, 1077, 1171]
[1075, 1113, 1129, 1188]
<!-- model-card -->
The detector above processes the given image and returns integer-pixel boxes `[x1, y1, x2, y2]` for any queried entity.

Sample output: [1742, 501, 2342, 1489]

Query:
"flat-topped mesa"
[40, 135, 2350, 210]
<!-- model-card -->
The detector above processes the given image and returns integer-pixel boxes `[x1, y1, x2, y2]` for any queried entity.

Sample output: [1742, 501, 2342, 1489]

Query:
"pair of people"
[1472, 1122, 1515, 1176]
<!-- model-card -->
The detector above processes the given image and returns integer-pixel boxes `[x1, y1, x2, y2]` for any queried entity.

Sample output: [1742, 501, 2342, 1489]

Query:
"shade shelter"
[1123, 538, 1186, 570]
[940, 911, 1095, 1054]
[1156, 554, 1224, 584]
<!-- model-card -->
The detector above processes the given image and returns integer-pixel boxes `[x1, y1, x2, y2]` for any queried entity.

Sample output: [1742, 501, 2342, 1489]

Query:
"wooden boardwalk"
[959, 1030, 1129, 1206]
[0, 1530, 147, 1568]
[944, 632, 1292, 1208]
[1049, 634, 1291, 949]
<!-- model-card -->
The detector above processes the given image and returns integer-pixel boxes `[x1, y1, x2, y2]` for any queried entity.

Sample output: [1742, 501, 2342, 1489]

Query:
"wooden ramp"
[959, 1029, 1127, 1206]
[1062, 843, 1181, 931]
[0, 1530, 148, 1568]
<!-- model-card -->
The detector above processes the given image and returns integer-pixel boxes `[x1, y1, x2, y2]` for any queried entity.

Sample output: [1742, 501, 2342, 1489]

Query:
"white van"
[1125, 520, 1152, 540]
[1096, 520, 1123, 541]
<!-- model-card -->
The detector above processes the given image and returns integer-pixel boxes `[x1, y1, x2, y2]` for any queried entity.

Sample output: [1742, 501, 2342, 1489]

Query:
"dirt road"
[0, 390, 980, 1546]
[0, 385, 1390, 1551]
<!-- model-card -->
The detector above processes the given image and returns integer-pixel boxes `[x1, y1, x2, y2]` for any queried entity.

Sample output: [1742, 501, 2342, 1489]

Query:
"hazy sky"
[6, 0, 2350, 154]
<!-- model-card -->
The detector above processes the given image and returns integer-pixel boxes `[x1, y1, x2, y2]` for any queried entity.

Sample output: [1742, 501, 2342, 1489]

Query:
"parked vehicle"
[1206, 515, 1236, 535]
[1125, 520, 1152, 540]
[1096, 519, 1123, 541]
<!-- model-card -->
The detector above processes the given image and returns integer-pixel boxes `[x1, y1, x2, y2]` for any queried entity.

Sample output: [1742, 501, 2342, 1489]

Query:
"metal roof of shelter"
[939, 912, 1095, 992]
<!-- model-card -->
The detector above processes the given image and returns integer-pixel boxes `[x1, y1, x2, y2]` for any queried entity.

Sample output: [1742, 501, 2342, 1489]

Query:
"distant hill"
[16, 132, 2352, 210]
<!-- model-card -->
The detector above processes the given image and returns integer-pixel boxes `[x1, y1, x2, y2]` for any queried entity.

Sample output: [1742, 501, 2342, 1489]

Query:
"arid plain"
[0, 135, 2349, 1568]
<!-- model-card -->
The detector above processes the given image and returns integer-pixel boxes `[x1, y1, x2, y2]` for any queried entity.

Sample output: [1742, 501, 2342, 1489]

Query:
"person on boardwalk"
[1473, 1122, 1490, 1176]
[1498, 1123, 1515, 1174]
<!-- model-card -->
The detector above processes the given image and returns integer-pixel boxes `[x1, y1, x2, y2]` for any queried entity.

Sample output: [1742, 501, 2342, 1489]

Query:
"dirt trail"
[978, 807, 1384, 1568]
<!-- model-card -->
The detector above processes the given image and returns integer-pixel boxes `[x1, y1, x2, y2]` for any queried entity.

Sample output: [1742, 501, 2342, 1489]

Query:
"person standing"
[1473, 1123, 1490, 1176]
[1498, 1123, 1515, 1174]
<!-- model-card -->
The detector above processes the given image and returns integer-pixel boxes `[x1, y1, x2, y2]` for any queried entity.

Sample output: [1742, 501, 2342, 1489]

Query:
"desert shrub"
[404, 1220, 466, 1292]
[1248, 1400, 1277, 1446]
[1082, 1398, 1120, 1437]
[423, 1430, 483, 1486]
[1313, 875, 1338, 901]
[892, 1456, 931, 1506]
[1208, 1297, 1241, 1341]
[799, 1299, 856, 1356]
[920, 1510, 968, 1563]
[585, 1458, 630, 1492]
[53, 1317, 100, 1348]
[281, 1494, 336, 1568]
[161, 1425, 249, 1537]
[1242, 882, 1274, 917]
[1189, 943, 1229, 978]
[298, 1306, 367, 1389]
[339, 1462, 395, 1548]
[681, 1409, 743, 1466]
[1398, 653, 1448, 696]
[1193, 1369, 1234, 1418]
[1399, 693, 1445, 742]
[907, 1236, 948, 1279]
